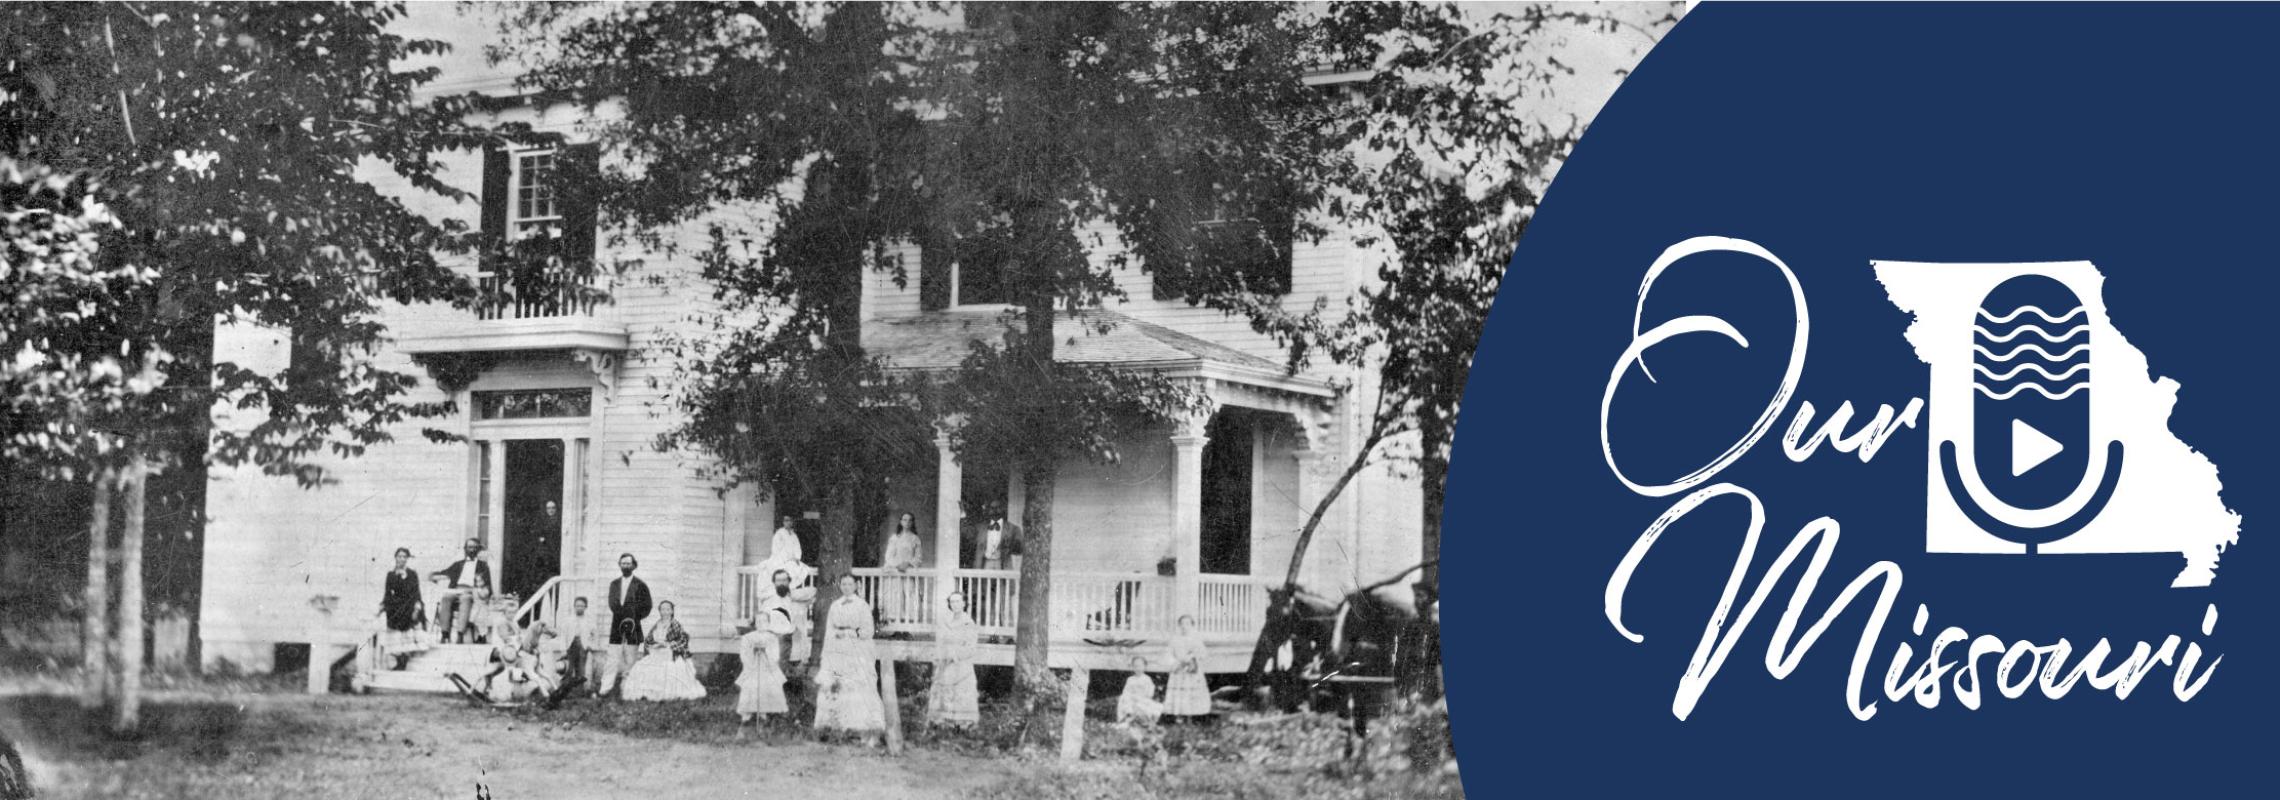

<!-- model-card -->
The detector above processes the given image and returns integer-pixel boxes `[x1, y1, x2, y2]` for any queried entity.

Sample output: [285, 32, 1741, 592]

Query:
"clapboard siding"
[865, 222, 1356, 374]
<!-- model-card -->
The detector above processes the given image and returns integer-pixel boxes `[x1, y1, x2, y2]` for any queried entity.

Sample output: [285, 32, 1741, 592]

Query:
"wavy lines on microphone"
[1974, 361, 2090, 384]
[1970, 322, 2088, 345]
[1972, 381, 2091, 401]
[1975, 305, 2086, 326]
[1970, 342, 2090, 363]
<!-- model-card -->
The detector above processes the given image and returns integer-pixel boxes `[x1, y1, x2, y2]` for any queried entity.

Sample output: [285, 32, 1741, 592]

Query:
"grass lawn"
[0, 669, 1461, 800]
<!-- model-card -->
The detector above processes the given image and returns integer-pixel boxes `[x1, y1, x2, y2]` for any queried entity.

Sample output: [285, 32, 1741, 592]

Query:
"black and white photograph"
[0, 2, 1677, 797]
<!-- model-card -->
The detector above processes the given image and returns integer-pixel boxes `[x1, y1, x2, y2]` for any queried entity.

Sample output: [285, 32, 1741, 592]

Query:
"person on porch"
[813, 573, 886, 744]
[376, 547, 430, 669]
[602, 552, 652, 696]
[882, 512, 925, 624]
[620, 600, 706, 701]
[928, 591, 980, 727]
[757, 515, 811, 585]
[978, 518, 1007, 571]
[429, 539, 492, 644]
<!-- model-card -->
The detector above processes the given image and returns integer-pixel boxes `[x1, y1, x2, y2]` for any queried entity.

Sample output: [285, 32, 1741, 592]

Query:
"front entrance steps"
[354, 643, 493, 695]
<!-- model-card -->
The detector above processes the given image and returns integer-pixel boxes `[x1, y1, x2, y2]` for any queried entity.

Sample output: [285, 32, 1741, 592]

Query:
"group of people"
[369, 516, 1219, 739]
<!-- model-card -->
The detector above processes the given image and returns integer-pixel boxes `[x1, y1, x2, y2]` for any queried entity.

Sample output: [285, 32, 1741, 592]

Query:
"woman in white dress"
[813, 574, 887, 742]
[736, 607, 795, 726]
[881, 512, 925, 625]
[620, 600, 707, 701]
[928, 591, 981, 726]
[1163, 615, 1212, 718]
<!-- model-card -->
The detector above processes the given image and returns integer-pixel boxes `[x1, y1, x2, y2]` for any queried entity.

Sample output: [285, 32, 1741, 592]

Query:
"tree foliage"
[1, 1, 504, 732]
[2, 1, 501, 484]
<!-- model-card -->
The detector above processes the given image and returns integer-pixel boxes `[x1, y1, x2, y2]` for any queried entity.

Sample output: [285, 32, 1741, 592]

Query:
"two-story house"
[195, 18, 1423, 684]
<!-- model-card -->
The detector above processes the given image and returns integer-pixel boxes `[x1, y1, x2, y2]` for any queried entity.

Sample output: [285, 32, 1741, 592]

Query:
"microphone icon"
[1935, 274, 2124, 553]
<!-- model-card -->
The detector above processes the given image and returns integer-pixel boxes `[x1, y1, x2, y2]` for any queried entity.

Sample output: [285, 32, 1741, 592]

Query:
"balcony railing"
[732, 565, 1271, 642]
[476, 272, 601, 321]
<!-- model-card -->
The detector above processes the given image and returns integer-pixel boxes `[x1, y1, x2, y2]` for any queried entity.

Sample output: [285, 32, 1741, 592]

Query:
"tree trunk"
[111, 457, 149, 735]
[1012, 460, 1054, 696]
[81, 470, 114, 710]
[808, 490, 856, 672]
[1420, 448, 1445, 594]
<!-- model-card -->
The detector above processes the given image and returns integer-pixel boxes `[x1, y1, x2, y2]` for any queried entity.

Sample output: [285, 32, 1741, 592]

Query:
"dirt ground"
[1, 688, 1020, 800]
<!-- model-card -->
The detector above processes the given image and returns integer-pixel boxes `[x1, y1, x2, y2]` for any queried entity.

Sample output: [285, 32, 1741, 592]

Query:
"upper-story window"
[481, 143, 599, 319]
[1150, 195, 1295, 302]
[510, 149, 561, 239]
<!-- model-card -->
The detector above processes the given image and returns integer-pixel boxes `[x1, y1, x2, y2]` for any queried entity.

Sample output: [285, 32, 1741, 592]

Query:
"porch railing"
[732, 565, 1271, 642]
[512, 574, 608, 634]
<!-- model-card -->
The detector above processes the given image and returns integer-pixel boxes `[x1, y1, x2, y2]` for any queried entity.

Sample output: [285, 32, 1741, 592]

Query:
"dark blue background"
[1447, 4, 2273, 796]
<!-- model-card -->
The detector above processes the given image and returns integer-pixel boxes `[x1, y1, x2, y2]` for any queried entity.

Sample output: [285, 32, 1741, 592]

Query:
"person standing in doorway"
[602, 553, 652, 696]
[429, 539, 492, 644]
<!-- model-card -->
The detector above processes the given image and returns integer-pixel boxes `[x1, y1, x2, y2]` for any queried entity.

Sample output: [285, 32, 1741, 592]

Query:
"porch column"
[933, 428, 963, 610]
[1170, 414, 1210, 622]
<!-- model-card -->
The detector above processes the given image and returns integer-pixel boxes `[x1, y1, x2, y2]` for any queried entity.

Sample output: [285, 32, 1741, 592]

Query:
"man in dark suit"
[600, 552, 651, 696]
[429, 538, 492, 644]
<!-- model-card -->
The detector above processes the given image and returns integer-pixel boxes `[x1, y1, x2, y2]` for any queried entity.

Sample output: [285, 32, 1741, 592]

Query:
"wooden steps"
[353, 643, 494, 695]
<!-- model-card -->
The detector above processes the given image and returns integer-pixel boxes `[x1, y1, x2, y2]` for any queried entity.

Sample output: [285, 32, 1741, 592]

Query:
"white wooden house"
[196, 19, 1424, 678]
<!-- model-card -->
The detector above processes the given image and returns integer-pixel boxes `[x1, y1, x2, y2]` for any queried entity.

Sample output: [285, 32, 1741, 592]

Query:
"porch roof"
[862, 308, 1333, 397]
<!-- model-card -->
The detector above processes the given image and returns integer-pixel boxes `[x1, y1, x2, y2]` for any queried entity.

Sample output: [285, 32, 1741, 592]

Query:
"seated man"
[427, 539, 493, 644]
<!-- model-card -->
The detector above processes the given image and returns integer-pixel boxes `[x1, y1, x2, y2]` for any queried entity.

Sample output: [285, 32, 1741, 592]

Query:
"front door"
[1201, 411, 1255, 574]
[501, 439, 565, 602]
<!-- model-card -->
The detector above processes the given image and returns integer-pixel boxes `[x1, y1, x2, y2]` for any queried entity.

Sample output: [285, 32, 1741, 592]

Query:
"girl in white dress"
[813, 574, 887, 742]
[1116, 656, 1162, 725]
[620, 601, 707, 701]
[928, 592, 981, 726]
[1163, 615, 1212, 718]
[736, 607, 794, 725]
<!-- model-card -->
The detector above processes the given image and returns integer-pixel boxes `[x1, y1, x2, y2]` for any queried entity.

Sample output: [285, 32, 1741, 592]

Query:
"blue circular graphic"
[1448, 4, 2274, 796]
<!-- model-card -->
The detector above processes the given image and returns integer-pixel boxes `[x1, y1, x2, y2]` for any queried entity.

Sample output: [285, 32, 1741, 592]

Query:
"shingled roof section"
[862, 308, 1288, 374]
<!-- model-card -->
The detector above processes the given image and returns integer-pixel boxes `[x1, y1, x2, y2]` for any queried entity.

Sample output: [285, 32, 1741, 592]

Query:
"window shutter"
[560, 143, 601, 274]
[479, 146, 509, 270]
[919, 224, 952, 311]
[1246, 203, 1295, 296]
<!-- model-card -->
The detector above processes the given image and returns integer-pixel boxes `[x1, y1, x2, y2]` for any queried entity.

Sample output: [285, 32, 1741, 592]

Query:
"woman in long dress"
[621, 600, 707, 701]
[737, 607, 795, 725]
[376, 548, 430, 669]
[813, 574, 887, 741]
[1163, 615, 1212, 718]
[881, 512, 925, 625]
[928, 591, 981, 726]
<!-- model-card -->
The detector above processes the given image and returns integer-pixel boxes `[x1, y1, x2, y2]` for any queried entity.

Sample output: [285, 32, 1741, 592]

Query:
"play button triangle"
[2012, 418, 2065, 477]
